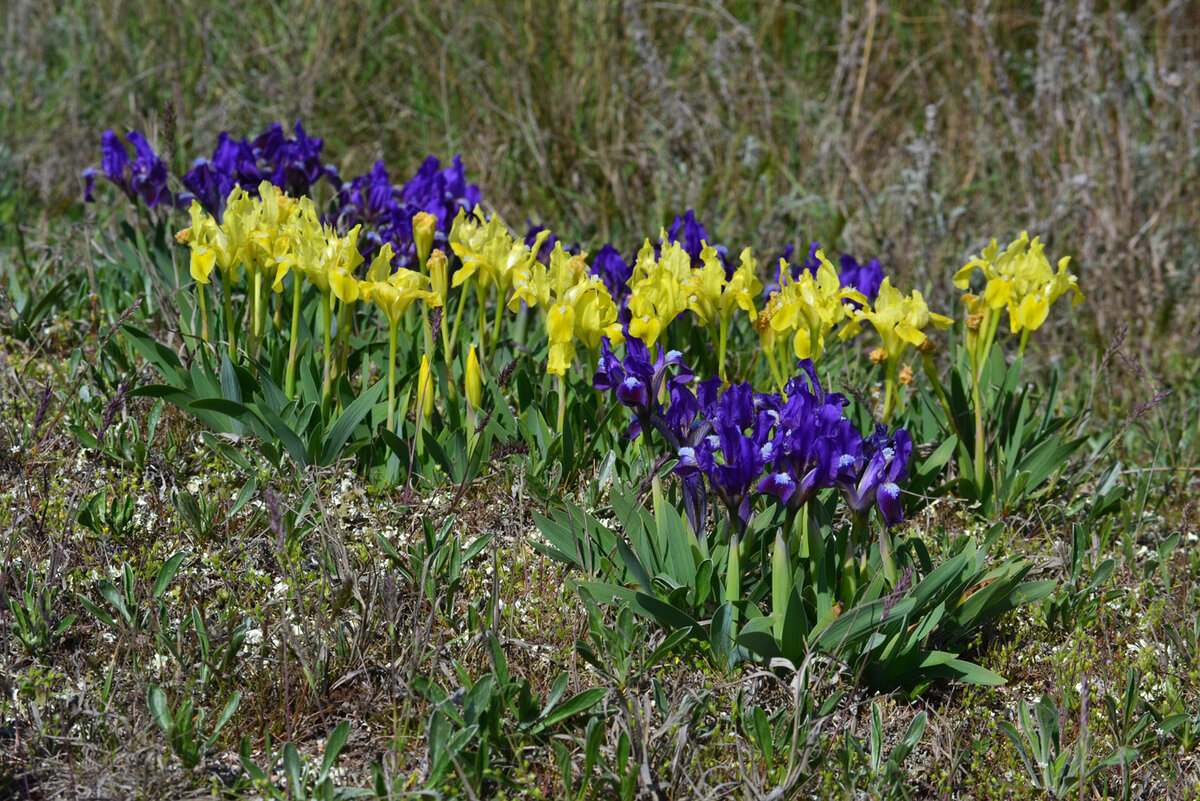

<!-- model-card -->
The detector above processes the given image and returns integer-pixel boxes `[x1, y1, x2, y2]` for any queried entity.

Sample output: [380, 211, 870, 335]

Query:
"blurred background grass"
[2, 0, 1197, 368]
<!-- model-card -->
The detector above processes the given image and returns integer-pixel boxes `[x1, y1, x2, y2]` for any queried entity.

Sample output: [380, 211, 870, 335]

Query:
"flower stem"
[222, 270, 236, 360]
[725, 530, 742, 615]
[717, 317, 730, 383]
[339, 298, 351, 378]
[556, 374, 566, 434]
[972, 362, 987, 494]
[475, 283, 488, 365]
[882, 358, 898, 424]
[491, 293, 504, 354]
[448, 288, 467, 367]
[763, 340, 786, 395]
[197, 281, 209, 349]
[249, 269, 262, 360]
[386, 319, 399, 432]
[321, 293, 333, 414]
[285, 274, 303, 399]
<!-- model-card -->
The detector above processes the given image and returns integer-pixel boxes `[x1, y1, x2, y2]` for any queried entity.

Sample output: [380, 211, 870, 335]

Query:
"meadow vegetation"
[1, 1, 1198, 798]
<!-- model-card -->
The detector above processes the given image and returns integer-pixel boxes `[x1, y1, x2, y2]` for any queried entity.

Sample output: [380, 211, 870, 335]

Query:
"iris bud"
[465, 345, 483, 411]
[428, 248, 449, 305]
[413, 212, 436, 271]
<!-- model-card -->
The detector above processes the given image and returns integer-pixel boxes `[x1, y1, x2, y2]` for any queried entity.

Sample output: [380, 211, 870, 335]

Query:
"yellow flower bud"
[417, 353, 435, 420]
[465, 345, 483, 411]
[413, 212, 436, 271]
[428, 248, 449, 305]
[869, 347, 889, 365]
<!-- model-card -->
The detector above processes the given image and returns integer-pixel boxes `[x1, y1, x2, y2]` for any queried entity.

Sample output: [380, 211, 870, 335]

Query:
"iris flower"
[83, 130, 173, 208]
[953, 231, 1083, 340]
[840, 277, 953, 421]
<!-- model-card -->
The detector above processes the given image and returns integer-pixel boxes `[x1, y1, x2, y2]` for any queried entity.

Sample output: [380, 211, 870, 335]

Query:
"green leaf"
[320, 720, 351, 778]
[421, 429, 455, 477]
[812, 596, 916, 651]
[127, 383, 193, 400]
[227, 478, 259, 522]
[205, 692, 242, 749]
[539, 673, 570, 721]
[147, 685, 170, 733]
[123, 325, 184, 381]
[918, 435, 958, 479]
[646, 628, 694, 670]
[928, 658, 1007, 686]
[252, 400, 312, 468]
[320, 380, 386, 465]
[631, 592, 704, 638]
[77, 593, 116, 628]
[152, 552, 186, 599]
[97, 580, 131, 625]
[539, 688, 607, 728]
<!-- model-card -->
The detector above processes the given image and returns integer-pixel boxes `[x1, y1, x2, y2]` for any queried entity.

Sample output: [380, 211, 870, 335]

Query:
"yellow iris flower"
[840, 278, 953, 358]
[511, 243, 622, 375]
[953, 231, 1083, 334]
[762, 249, 865, 362]
[360, 243, 442, 327]
[626, 238, 706, 348]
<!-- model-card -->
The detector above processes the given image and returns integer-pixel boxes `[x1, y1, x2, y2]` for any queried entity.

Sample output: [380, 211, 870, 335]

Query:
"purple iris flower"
[83, 130, 172, 208]
[401, 154, 482, 231]
[182, 132, 258, 217]
[837, 425, 911, 528]
[334, 160, 409, 261]
[334, 154, 482, 267]
[594, 337, 694, 440]
[181, 121, 337, 218]
[668, 380, 777, 527]
[756, 361, 861, 511]
[252, 120, 337, 198]
[338, 161, 399, 224]
[664, 210, 731, 276]
[838, 254, 885, 302]
[591, 244, 632, 302]
[666, 210, 710, 268]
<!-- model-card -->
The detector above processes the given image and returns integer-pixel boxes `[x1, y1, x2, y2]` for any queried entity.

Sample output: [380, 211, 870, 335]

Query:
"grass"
[2, 0, 1199, 798]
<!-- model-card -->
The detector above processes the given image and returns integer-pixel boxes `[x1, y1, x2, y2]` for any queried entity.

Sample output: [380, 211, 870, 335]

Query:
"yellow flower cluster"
[508, 243, 623, 375]
[625, 238, 762, 350]
[841, 278, 953, 363]
[450, 209, 624, 376]
[953, 231, 1082, 335]
[178, 183, 442, 420]
[759, 249, 865, 363]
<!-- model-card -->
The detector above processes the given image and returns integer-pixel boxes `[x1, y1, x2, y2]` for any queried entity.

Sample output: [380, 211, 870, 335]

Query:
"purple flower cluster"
[334, 155, 482, 267]
[590, 244, 633, 303]
[837, 424, 911, 530]
[181, 121, 339, 217]
[594, 345, 911, 534]
[83, 130, 172, 208]
[593, 338, 710, 442]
